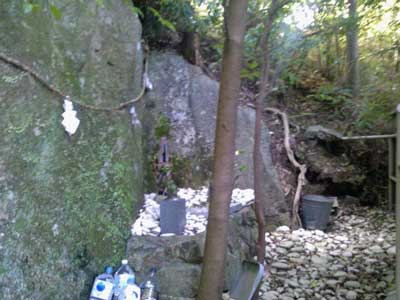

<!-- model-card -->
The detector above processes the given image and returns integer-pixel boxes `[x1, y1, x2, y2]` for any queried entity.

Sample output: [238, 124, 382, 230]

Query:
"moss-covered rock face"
[0, 1, 143, 299]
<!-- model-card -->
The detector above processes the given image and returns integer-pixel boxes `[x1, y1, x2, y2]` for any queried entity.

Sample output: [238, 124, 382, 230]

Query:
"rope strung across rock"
[0, 46, 149, 112]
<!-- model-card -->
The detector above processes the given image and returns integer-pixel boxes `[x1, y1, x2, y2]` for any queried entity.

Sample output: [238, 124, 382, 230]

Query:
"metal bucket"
[300, 195, 334, 231]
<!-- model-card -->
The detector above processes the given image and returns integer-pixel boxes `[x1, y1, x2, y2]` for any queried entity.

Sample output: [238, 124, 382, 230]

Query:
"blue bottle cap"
[96, 281, 106, 292]
[105, 266, 113, 274]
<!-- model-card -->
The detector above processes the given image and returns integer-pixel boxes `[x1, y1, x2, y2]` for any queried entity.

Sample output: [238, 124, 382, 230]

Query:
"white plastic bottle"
[118, 275, 141, 300]
[113, 259, 134, 299]
[89, 266, 114, 300]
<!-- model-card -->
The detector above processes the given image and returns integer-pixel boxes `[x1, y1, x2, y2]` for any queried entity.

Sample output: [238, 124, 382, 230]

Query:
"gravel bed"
[130, 187, 396, 300]
[261, 206, 396, 300]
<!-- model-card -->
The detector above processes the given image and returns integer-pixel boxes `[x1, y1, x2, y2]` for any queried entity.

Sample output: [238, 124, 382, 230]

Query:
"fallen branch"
[247, 103, 305, 228]
[0, 45, 149, 112]
[265, 107, 306, 228]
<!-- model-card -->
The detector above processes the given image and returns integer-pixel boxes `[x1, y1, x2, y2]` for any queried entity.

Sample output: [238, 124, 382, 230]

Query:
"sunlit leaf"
[50, 4, 62, 20]
[131, 6, 144, 18]
[148, 7, 161, 18]
[149, 7, 176, 31]
[160, 18, 176, 31]
[31, 4, 41, 13]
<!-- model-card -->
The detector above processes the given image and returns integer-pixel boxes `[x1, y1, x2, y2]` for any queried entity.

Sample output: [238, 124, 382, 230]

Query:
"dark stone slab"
[160, 199, 186, 235]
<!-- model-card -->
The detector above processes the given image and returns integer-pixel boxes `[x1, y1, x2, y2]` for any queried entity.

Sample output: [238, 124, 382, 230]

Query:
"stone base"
[127, 206, 258, 298]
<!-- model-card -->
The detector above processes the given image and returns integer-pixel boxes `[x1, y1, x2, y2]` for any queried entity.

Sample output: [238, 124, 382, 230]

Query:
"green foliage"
[285, 72, 300, 87]
[49, 4, 61, 20]
[306, 83, 351, 107]
[130, 6, 144, 18]
[148, 7, 176, 32]
[95, 0, 104, 6]
[171, 155, 192, 187]
[22, 0, 40, 14]
[356, 81, 399, 130]
[241, 60, 260, 81]
[154, 114, 171, 139]
[164, 175, 178, 196]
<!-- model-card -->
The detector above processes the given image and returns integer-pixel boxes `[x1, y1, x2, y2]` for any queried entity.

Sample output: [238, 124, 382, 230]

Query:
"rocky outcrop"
[142, 51, 218, 187]
[235, 107, 289, 227]
[127, 206, 258, 299]
[143, 51, 289, 227]
[297, 126, 366, 196]
[0, 1, 143, 299]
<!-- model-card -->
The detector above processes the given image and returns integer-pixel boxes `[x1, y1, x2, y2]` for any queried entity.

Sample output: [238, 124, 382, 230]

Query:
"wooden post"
[396, 104, 400, 300]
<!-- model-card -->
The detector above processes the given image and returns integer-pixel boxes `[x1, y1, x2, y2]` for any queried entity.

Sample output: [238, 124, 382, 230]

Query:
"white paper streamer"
[144, 73, 153, 90]
[129, 106, 141, 126]
[61, 96, 80, 136]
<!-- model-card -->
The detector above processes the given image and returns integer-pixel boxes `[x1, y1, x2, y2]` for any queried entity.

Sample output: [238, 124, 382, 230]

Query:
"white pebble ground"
[131, 187, 396, 299]
[131, 187, 254, 236]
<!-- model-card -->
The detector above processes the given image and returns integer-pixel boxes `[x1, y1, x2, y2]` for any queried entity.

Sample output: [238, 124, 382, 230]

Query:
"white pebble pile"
[131, 187, 254, 236]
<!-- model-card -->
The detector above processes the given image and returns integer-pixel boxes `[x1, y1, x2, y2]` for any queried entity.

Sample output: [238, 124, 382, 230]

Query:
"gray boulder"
[0, 1, 143, 299]
[144, 51, 289, 226]
[298, 126, 365, 196]
[235, 107, 289, 228]
[142, 51, 218, 186]
[127, 207, 258, 298]
[304, 125, 344, 142]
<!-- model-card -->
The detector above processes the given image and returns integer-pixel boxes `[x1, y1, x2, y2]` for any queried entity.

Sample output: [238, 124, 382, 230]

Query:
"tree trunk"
[253, 0, 279, 267]
[346, 0, 359, 99]
[182, 31, 202, 66]
[334, 29, 342, 83]
[196, 1, 249, 299]
[252, 3, 283, 298]
[325, 36, 334, 80]
[395, 42, 400, 73]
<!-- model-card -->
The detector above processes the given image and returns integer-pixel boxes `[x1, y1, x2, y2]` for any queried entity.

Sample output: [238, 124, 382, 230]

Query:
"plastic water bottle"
[140, 268, 158, 300]
[89, 266, 114, 300]
[118, 275, 141, 300]
[113, 259, 134, 299]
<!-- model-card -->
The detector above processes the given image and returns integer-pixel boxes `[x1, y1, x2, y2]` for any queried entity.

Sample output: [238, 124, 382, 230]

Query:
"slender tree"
[346, 0, 359, 98]
[253, 0, 279, 266]
[253, 0, 290, 266]
[196, 0, 249, 299]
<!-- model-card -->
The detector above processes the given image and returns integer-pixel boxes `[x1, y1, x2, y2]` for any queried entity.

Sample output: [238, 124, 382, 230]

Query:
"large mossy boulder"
[143, 51, 289, 227]
[0, 1, 143, 299]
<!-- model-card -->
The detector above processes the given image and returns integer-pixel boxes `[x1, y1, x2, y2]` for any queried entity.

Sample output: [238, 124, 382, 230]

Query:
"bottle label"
[118, 274, 130, 286]
[90, 279, 114, 300]
[123, 284, 141, 300]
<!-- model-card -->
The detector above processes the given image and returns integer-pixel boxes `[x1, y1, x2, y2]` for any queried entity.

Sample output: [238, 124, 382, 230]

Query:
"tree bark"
[334, 29, 342, 83]
[346, 0, 359, 99]
[253, 0, 279, 267]
[325, 36, 334, 80]
[196, 1, 249, 299]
